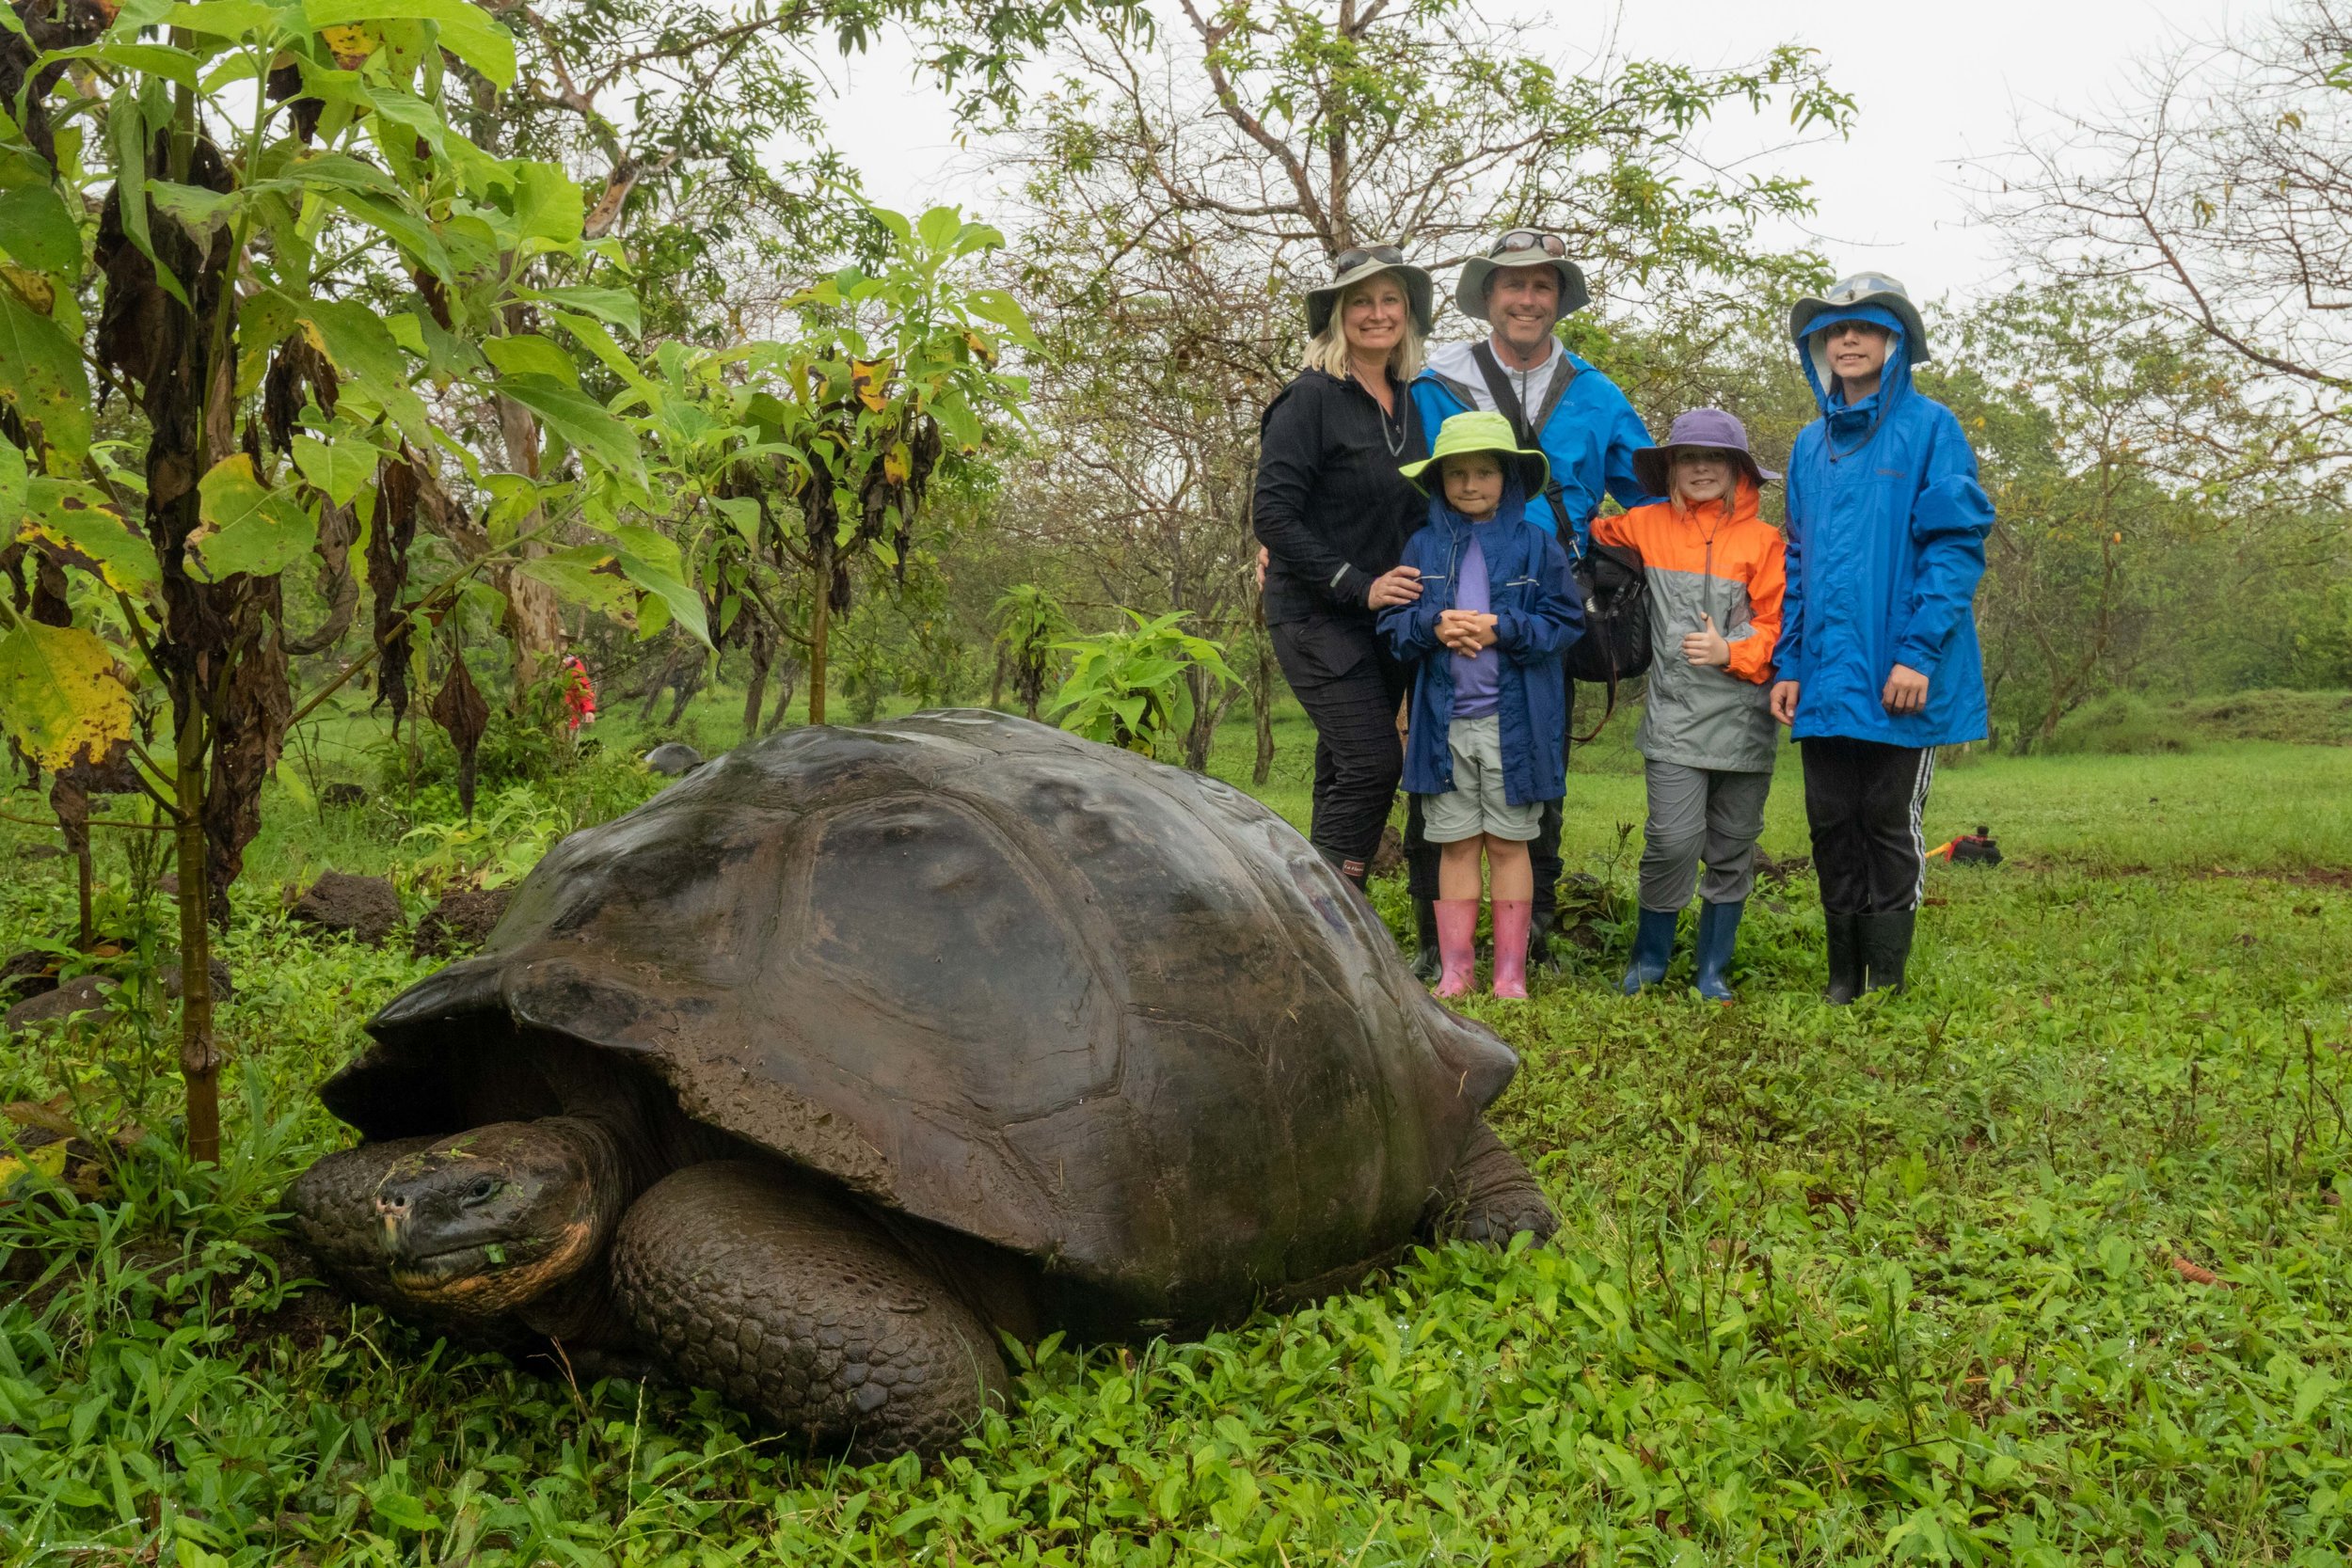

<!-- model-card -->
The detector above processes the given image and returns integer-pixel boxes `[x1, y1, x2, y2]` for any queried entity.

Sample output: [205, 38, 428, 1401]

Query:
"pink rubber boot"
[1489, 899, 1533, 999]
[1433, 899, 1479, 999]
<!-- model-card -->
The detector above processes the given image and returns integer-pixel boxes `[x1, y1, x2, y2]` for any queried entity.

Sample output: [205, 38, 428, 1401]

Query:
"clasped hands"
[1435, 609, 1498, 655]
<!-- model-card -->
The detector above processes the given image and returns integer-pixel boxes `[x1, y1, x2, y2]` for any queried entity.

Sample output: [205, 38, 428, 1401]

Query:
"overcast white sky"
[807, 0, 2262, 310]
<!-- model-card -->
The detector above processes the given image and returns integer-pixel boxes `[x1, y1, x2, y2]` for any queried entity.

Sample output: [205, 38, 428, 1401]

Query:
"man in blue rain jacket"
[1408, 230, 1659, 978]
[1769, 273, 1995, 1004]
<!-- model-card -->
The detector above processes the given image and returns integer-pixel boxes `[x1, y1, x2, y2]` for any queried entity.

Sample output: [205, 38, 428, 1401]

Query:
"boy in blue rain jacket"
[1379, 410, 1581, 1001]
[1768, 274, 1996, 1004]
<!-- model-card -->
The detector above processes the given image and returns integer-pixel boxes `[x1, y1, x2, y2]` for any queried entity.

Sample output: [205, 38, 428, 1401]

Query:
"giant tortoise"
[289, 711, 1555, 1459]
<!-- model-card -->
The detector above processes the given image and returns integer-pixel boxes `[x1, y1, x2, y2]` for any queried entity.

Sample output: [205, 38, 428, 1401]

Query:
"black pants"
[1523, 679, 1576, 917]
[1272, 613, 1411, 882]
[1801, 736, 1935, 914]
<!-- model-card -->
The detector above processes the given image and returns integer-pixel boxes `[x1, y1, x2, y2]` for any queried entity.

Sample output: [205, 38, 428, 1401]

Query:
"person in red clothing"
[560, 655, 598, 733]
[1591, 409, 1787, 1002]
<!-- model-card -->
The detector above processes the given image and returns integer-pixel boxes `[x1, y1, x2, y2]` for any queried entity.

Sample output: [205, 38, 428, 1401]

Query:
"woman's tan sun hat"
[1305, 243, 1437, 337]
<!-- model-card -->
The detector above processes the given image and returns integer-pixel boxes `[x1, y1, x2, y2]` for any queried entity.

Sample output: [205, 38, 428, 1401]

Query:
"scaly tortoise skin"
[288, 711, 1555, 1459]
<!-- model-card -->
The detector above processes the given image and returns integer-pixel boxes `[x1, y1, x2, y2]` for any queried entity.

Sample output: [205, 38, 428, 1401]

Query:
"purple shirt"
[1449, 524, 1499, 720]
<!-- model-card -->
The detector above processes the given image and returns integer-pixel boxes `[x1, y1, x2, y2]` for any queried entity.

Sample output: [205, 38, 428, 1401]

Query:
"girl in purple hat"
[1590, 409, 1788, 1002]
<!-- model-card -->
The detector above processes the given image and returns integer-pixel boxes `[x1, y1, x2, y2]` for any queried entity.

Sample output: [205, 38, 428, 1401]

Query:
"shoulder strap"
[1469, 341, 1535, 446]
[1470, 341, 1577, 541]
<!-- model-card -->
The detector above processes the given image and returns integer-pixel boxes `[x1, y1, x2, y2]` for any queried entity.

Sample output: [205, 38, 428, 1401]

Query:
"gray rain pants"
[1638, 760, 1772, 911]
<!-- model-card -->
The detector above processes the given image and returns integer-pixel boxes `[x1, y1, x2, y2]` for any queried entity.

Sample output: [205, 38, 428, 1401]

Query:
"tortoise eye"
[465, 1177, 499, 1204]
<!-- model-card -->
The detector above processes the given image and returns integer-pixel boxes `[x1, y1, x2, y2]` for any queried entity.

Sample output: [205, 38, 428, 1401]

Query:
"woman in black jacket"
[1254, 245, 1437, 918]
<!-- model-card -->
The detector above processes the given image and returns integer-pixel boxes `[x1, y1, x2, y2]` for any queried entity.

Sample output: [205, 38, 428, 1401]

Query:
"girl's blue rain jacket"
[1378, 485, 1582, 807]
[1782, 305, 1995, 748]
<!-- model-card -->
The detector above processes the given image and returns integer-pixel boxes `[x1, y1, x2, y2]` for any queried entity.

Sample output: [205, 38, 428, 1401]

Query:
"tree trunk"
[174, 694, 218, 1165]
[990, 644, 1008, 711]
[495, 377, 563, 697]
[766, 655, 802, 733]
[1252, 629, 1277, 787]
[741, 625, 771, 740]
[807, 536, 833, 725]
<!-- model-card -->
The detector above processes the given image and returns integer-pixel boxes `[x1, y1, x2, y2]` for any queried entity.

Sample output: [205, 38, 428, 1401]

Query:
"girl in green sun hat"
[1379, 410, 1582, 999]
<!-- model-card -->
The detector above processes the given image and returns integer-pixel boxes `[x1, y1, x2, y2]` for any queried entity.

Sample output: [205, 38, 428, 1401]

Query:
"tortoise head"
[373, 1119, 621, 1316]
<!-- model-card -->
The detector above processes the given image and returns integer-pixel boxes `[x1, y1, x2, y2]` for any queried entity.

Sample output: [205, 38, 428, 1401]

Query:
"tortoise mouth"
[384, 1218, 599, 1310]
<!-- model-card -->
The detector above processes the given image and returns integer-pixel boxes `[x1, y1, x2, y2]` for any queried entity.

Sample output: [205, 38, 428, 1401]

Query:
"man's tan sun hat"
[1397, 409, 1550, 498]
[1305, 244, 1437, 337]
[1454, 229, 1591, 324]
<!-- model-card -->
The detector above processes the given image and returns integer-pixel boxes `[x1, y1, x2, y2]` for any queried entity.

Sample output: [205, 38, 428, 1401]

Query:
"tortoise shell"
[326, 712, 1518, 1326]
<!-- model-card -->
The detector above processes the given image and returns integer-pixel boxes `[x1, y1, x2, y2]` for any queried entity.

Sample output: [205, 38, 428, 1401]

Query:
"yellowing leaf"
[0, 620, 134, 769]
[0, 1139, 70, 1187]
[0, 284, 89, 458]
[319, 20, 378, 65]
[18, 478, 160, 595]
[883, 441, 911, 484]
[851, 358, 893, 413]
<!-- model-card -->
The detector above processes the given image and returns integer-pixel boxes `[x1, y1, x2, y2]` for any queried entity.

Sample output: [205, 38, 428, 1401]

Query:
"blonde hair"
[1669, 463, 1755, 524]
[1302, 275, 1426, 382]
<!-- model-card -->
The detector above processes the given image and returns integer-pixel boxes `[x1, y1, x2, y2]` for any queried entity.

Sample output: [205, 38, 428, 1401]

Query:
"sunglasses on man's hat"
[1489, 229, 1567, 259]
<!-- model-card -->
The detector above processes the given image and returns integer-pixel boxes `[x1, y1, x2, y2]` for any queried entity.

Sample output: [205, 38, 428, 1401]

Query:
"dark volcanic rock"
[643, 742, 704, 777]
[2, 950, 56, 1002]
[6, 974, 112, 1033]
[320, 783, 369, 810]
[290, 872, 404, 946]
[412, 887, 513, 958]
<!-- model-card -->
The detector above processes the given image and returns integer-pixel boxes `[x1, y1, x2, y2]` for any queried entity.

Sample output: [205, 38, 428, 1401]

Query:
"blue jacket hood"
[1797, 304, 1914, 446]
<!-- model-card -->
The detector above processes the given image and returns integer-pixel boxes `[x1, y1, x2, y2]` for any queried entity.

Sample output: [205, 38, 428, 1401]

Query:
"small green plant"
[992, 585, 1074, 719]
[1051, 610, 1237, 760]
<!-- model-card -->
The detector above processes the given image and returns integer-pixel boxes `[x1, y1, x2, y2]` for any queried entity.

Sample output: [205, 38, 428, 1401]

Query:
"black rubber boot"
[1526, 909, 1563, 974]
[1859, 911, 1916, 996]
[1410, 897, 1443, 984]
[1822, 912, 1864, 1006]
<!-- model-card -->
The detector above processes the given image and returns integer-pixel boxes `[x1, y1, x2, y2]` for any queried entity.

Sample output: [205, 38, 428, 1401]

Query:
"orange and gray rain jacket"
[1591, 483, 1787, 774]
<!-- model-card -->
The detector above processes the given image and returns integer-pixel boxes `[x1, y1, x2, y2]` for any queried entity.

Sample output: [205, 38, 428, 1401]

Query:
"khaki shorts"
[1420, 716, 1543, 843]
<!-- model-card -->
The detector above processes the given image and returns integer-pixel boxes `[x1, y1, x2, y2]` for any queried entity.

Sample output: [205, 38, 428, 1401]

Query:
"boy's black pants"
[1800, 736, 1935, 914]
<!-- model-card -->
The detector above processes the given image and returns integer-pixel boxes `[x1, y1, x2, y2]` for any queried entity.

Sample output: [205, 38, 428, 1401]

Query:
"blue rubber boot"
[1618, 907, 1678, 994]
[1693, 899, 1745, 1004]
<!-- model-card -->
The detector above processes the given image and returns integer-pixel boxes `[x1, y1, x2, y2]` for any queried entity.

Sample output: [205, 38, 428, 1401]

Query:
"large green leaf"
[295, 296, 432, 444]
[0, 286, 89, 459]
[511, 161, 581, 249]
[525, 284, 640, 336]
[614, 549, 709, 648]
[496, 372, 643, 482]
[290, 434, 377, 507]
[301, 0, 515, 88]
[187, 454, 317, 579]
[0, 620, 132, 768]
[0, 182, 80, 273]
[514, 544, 634, 621]
[482, 332, 578, 388]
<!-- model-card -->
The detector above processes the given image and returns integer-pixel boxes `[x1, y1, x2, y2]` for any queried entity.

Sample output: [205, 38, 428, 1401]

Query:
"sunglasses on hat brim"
[1489, 230, 1567, 260]
[1330, 244, 1406, 277]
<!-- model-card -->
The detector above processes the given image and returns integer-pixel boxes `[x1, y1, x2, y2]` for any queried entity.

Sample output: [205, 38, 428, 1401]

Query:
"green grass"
[2, 716, 2348, 1565]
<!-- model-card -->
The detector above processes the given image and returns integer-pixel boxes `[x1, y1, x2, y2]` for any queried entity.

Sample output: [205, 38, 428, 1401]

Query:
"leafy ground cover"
[1, 725, 2347, 1565]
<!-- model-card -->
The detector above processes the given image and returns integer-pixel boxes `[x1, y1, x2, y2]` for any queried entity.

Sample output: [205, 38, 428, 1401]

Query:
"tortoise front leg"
[609, 1162, 1009, 1460]
[1427, 1120, 1558, 1245]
